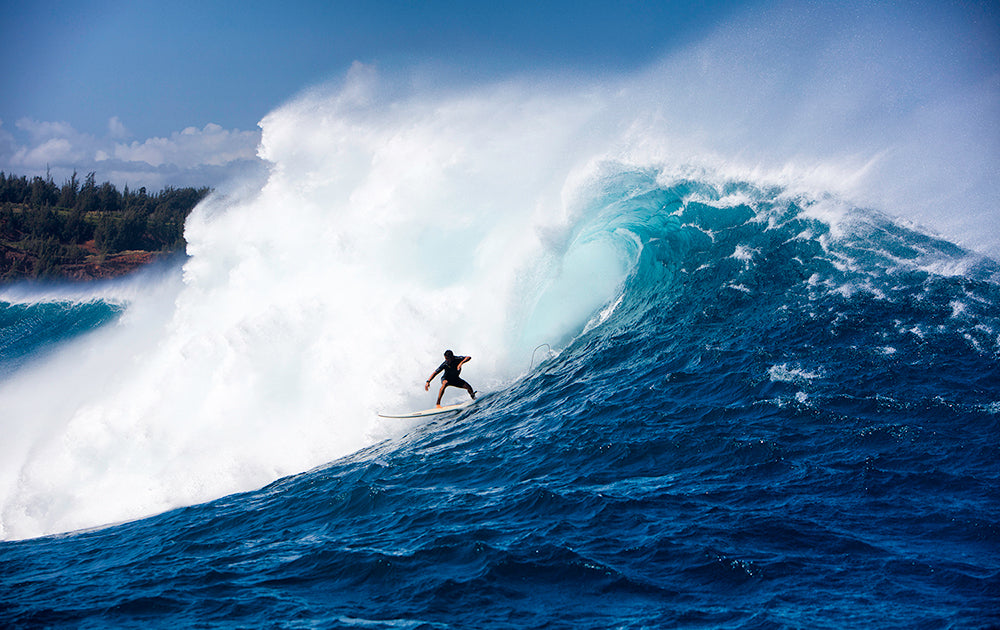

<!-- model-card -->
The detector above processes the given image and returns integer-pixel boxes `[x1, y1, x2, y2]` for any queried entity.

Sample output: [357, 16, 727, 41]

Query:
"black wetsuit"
[437, 355, 468, 387]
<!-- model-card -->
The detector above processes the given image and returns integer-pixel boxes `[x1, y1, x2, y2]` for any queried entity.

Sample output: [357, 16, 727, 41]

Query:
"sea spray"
[1, 1, 997, 539]
[0, 68, 626, 540]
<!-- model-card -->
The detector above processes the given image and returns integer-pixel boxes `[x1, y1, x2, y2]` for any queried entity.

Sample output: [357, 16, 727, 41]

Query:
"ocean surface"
[2, 171, 998, 628]
[2, 40, 999, 628]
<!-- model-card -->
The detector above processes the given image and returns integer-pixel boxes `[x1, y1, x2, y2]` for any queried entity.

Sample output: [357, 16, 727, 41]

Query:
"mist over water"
[1, 3, 996, 540]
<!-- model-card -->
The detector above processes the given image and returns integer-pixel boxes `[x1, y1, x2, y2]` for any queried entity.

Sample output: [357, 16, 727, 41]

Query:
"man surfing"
[425, 350, 476, 407]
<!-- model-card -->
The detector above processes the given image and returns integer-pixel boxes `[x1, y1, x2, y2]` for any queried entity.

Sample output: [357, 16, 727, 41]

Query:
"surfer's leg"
[453, 377, 475, 400]
[436, 380, 449, 406]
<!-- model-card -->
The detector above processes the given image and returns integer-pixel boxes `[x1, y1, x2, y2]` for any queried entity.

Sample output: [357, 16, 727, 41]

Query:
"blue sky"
[1, 0, 997, 195]
[3, 0, 752, 138]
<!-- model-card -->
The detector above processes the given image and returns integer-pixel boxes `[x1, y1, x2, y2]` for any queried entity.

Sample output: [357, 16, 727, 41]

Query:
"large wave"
[1, 4, 996, 540]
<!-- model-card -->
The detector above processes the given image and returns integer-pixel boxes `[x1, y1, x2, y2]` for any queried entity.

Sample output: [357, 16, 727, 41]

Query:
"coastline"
[1, 173, 209, 285]
[1, 239, 178, 284]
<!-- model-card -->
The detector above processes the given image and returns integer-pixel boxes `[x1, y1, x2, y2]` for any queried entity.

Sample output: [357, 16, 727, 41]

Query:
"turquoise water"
[1, 173, 997, 627]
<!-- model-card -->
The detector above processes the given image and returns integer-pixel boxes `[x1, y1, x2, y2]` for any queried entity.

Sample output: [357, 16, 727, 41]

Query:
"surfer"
[425, 350, 476, 407]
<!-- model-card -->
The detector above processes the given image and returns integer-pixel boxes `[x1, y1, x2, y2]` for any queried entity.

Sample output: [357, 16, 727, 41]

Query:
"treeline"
[0, 171, 210, 279]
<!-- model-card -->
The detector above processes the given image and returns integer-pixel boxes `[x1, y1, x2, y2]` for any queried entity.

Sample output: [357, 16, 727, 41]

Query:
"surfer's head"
[444, 350, 454, 359]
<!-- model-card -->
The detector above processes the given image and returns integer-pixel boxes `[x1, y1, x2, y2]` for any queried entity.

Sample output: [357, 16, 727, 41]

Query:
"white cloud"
[113, 123, 259, 168]
[8, 118, 92, 169]
[108, 116, 130, 139]
[0, 117, 262, 189]
[13, 138, 83, 167]
[14, 118, 79, 141]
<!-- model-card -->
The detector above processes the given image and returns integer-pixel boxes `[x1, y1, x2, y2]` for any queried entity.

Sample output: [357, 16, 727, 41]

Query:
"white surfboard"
[377, 399, 475, 419]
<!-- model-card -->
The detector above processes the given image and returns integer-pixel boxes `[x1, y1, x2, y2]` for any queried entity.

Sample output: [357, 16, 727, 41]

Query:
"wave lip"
[2, 13, 999, 538]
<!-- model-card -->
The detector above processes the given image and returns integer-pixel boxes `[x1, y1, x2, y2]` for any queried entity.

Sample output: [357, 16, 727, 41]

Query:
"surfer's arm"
[425, 367, 443, 390]
[458, 355, 471, 367]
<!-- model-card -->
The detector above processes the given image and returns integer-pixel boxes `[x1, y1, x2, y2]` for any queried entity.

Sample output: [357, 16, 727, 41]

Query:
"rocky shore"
[1, 239, 174, 283]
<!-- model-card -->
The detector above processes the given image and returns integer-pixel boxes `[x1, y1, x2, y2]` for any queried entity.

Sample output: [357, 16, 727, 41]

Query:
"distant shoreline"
[1, 239, 177, 283]
[1, 171, 209, 284]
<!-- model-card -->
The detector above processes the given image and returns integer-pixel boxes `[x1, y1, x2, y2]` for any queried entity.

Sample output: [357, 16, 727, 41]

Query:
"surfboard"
[377, 399, 475, 419]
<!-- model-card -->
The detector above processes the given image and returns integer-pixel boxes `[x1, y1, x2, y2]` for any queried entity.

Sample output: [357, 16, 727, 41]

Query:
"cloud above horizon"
[0, 117, 261, 190]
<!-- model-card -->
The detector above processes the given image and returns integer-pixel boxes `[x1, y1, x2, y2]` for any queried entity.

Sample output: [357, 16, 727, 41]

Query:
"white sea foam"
[2, 2, 995, 539]
[768, 363, 824, 386]
[0, 67, 628, 541]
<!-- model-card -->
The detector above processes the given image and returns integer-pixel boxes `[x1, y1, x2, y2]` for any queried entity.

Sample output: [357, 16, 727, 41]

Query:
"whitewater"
[2, 6, 998, 628]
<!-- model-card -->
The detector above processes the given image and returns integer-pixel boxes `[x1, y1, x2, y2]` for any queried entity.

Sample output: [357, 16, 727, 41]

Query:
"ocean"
[2, 33, 999, 628]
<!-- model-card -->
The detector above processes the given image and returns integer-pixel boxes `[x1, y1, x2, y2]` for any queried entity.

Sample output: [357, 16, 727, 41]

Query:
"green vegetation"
[0, 171, 210, 281]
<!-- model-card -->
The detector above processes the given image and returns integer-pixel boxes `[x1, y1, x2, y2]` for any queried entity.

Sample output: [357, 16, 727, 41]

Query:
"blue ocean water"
[1, 171, 998, 628]
[0, 300, 123, 380]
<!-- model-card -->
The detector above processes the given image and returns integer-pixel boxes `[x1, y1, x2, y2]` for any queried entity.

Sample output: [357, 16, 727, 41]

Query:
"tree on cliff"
[0, 171, 210, 280]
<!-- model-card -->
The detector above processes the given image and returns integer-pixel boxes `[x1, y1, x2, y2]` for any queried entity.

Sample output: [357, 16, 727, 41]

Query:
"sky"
[1, 0, 997, 212]
[0, 0, 756, 190]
